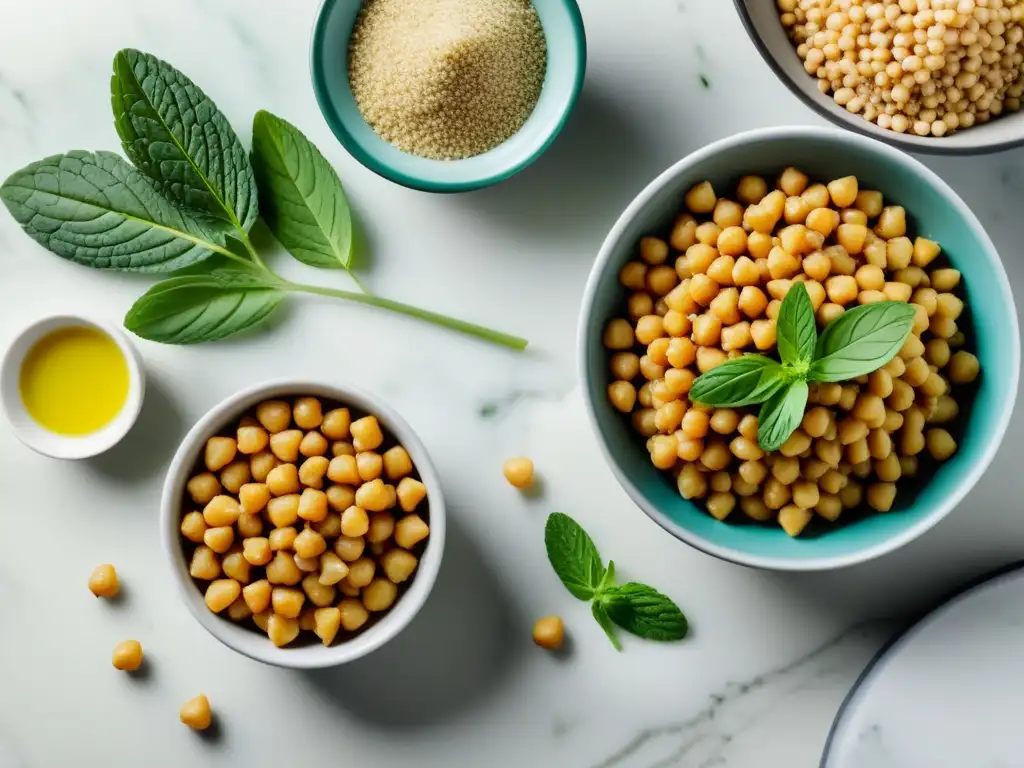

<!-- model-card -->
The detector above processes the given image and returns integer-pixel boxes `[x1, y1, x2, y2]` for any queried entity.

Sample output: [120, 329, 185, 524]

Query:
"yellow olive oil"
[19, 326, 130, 436]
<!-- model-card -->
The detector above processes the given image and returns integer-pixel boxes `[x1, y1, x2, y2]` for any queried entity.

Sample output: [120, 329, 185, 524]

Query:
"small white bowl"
[161, 379, 446, 669]
[0, 315, 145, 460]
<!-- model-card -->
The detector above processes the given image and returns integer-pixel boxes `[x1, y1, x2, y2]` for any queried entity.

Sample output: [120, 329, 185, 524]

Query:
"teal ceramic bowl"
[310, 0, 586, 193]
[579, 126, 1020, 571]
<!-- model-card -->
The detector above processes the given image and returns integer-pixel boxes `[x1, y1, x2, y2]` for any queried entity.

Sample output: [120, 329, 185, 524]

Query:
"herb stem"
[348, 271, 371, 295]
[237, 230, 269, 272]
[288, 282, 528, 350]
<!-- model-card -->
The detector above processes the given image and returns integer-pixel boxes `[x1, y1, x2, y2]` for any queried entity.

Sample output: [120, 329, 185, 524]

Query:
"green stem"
[237, 230, 269, 272]
[289, 282, 528, 351]
[348, 270, 371, 295]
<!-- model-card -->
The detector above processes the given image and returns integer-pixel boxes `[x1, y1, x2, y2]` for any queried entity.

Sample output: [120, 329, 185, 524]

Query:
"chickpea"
[187, 472, 222, 505]
[180, 511, 207, 544]
[837, 223, 868, 255]
[676, 463, 707, 500]
[205, 579, 241, 613]
[267, 614, 301, 648]
[750, 319, 777, 350]
[839, 482, 863, 510]
[332, 599, 366, 632]
[222, 548, 251, 584]
[269, 430, 303, 463]
[779, 505, 813, 537]
[867, 483, 897, 513]
[620, 262, 648, 291]
[763, 477, 792, 510]
[110, 639, 144, 672]
[268, 527, 298, 553]
[948, 351, 980, 384]
[203, 525, 234, 554]
[180, 695, 213, 731]
[913, 237, 941, 267]
[684, 181, 717, 213]
[876, 206, 907, 239]
[204, 436, 237, 473]
[926, 428, 958, 460]
[266, 551, 303, 586]
[779, 429, 812, 458]
[189, 546, 221, 581]
[241, 580, 272, 615]
[825, 175, 858, 208]
[237, 425, 269, 456]
[88, 563, 119, 598]
[603, 318, 635, 350]
[250, 451, 278, 482]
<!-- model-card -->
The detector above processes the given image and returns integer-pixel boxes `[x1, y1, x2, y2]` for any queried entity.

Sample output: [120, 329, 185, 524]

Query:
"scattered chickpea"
[88, 564, 119, 598]
[532, 615, 565, 650]
[180, 695, 212, 731]
[503, 457, 535, 489]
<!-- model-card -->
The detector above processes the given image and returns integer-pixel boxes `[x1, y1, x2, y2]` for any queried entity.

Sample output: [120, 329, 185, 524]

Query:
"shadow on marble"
[456, 87, 671, 255]
[301, 513, 525, 728]
[86, 373, 185, 484]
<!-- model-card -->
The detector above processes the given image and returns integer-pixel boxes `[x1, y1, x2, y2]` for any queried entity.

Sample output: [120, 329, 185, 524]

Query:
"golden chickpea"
[824, 275, 857, 305]
[669, 213, 698, 251]
[763, 477, 792, 510]
[684, 181, 717, 213]
[620, 261, 648, 291]
[111, 639, 143, 672]
[237, 424, 269, 456]
[240, 580, 271, 614]
[204, 436, 237, 473]
[270, 430, 303, 464]
[639, 236, 669, 265]
[778, 505, 812, 536]
[947, 351, 980, 384]
[696, 222, 722, 248]
[699, 442, 730, 472]
[603, 318, 636, 350]
[930, 268, 961, 292]
[88, 563, 119, 598]
[836, 223, 867, 255]
[676, 463, 707, 500]
[203, 526, 234, 554]
[359, 577, 398, 613]
[826, 175, 858, 207]
[186, 472, 221, 506]
[866, 483, 897, 513]
[800, 407, 830, 439]
[771, 456, 800, 485]
[735, 287, 768, 320]
[270, 586, 305, 619]
[912, 236, 941, 267]
[266, 550, 303, 586]
[189, 547, 220, 581]
[222, 549, 251, 584]
[205, 579, 241, 613]
[685, 244, 717, 276]
[180, 695, 212, 731]
[750, 319, 777, 350]
[250, 451, 278, 483]
[267, 614, 301, 648]
[779, 429, 812, 458]
[925, 428, 958, 460]
[738, 458, 767, 486]
[790, 480, 819, 510]
[709, 286, 740, 323]
[180, 511, 207, 544]
[876, 206, 907, 239]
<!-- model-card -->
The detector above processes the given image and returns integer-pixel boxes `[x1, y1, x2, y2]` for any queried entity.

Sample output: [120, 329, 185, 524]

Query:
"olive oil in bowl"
[19, 326, 130, 435]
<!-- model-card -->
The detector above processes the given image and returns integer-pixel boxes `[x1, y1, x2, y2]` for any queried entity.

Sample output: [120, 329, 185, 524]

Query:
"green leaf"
[689, 355, 786, 407]
[757, 380, 809, 452]
[250, 110, 352, 270]
[776, 281, 816, 367]
[111, 49, 258, 230]
[601, 583, 688, 642]
[592, 601, 623, 651]
[0, 150, 231, 272]
[809, 302, 917, 382]
[596, 560, 617, 597]
[124, 267, 288, 344]
[544, 513, 606, 602]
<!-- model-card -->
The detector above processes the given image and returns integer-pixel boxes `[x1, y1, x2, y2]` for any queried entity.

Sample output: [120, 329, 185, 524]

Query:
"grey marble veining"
[0, 1, 1023, 766]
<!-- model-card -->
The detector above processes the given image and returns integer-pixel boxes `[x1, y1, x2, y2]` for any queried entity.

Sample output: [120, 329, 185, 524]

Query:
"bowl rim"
[731, 0, 1024, 156]
[0, 314, 146, 460]
[577, 124, 1021, 571]
[309, 0, 588, 192]
[160, 378, 446, 668]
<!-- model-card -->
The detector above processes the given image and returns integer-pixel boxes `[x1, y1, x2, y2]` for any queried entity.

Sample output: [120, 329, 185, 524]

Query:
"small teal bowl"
[310, 0, 586, 193]
[579, 126, 1020, 571]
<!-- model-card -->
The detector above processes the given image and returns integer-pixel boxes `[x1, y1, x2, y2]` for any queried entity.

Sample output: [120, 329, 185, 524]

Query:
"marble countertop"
[1, 1, 1023, 766]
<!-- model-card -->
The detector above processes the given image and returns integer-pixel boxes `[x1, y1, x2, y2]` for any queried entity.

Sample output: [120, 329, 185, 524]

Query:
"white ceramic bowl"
[0, 314, 145, 459]
[734, 0, 1024, 154]
[161, 379, 446, 668]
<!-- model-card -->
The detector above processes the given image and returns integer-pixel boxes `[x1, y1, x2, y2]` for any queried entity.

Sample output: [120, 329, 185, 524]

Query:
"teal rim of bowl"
[578, 125, 1020, 571]
[309, 0, 587, 193]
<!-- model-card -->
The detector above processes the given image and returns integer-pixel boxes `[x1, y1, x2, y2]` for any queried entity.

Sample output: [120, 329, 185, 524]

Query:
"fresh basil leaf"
[601, 583, 688, 642]
[0, 150, 230, 272]
[250, 110, 352, 270]
[111, 49, 258, 230]
[124, 268, 287, 344]
[592, 601, 623, 651]
[757, 380, 809, 452]
[809, 302, 917, 382]
[544, 513, 606, 602]
[689, 355, 786, 407]
[776, 281, 816, 367]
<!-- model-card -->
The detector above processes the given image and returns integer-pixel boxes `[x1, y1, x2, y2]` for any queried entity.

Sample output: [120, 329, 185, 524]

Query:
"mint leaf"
[809, 302, 917, 382]
[757, 380, 809, 451]
[250, 111, 353, 270]
[592, 601, 623, 651]
[601, 583, 688, 642]
[689, 355, 786, 407]
[776, 281, 816, 367]
[125, 267, 287, 344]
[596, 560, 617, 597]
[544, 513, 606, 601]
[0, 150, 230, 272]
[111, 49, 258, 230]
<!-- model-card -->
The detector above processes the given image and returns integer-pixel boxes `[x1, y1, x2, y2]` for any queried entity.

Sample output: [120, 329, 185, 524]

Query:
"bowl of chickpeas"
[579, 125, 1018, 570]
[735, 0, 1024, 153]
[161, 380, 445, 668]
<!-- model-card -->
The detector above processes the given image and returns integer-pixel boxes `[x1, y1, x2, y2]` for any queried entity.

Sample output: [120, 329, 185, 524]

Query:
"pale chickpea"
[670, 215, 698, 252]
[836, 223, 867, 254]
[186, 472, 221, 506]
[913, 237, 941, 267]
[685, 181, 717, 214]
[677, 463, 707, 499]
[266, 551, 303, 586]
[395, 514, 430, 550]
[647, 265, 679, 295]
[603, 318, 635, 350]
[243, 580, 272, 614]
[205, 579, 241, 613]
[747, 232, 773, 260]
[639, 236, 669, 265]
[267, 614, 301, 648]
[876, 206, 907, 239]
[204, 526, 234, 555]
[189, 547, 221, 581]
[180, 511, 207, 544]
[825, 275, 858, 304]
[827, 176, 858, 208]
[696, 346, 727, 373]
[237, 425, 269, 455]
[696, 222, 722, 247]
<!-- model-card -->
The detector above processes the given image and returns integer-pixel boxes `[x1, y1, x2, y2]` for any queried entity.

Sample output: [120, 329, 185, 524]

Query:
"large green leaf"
[776, 281, 816, 367]
[250, 110, 352, 270]
[0, 150, 230, 272]
[689, 354, 785, 408]
[544, 512, 606, 602]
[124, 268, 288, 344]
[111, 49, 258, 229]
[757, 380, 809, 452]
[809, 302, 917, 382]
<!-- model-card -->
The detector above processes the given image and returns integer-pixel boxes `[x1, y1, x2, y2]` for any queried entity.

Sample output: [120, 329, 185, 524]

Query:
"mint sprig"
[544, 513, 688, 650]
[690, 282, 916, 451]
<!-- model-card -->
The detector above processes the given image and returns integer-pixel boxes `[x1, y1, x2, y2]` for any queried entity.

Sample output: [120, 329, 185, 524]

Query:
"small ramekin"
[0, 314, 145, 460]
[161, 379, 446, 668]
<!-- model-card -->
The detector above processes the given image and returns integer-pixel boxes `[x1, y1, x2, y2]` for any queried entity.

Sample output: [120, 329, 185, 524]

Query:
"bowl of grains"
[579, 125, 1019, 570]
[162, 379, 445, 668]
[310, 0, 586, 192]
[734, 0, 1024, 153]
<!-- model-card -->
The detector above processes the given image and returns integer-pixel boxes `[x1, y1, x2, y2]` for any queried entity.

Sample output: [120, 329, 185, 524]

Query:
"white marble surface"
[0, 1, 1023, 766]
